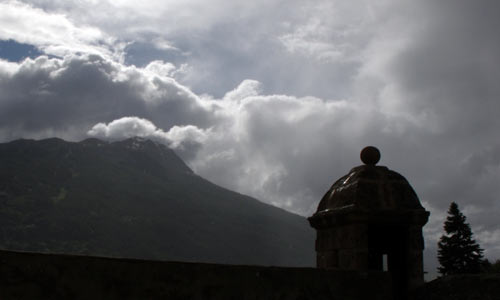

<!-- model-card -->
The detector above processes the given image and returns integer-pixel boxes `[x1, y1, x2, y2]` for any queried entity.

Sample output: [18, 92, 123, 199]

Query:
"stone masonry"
[308, 146, 430, 300]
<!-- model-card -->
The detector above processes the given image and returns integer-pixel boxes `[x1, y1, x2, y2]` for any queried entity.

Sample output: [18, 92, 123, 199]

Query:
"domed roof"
[315, 147, 424, 214]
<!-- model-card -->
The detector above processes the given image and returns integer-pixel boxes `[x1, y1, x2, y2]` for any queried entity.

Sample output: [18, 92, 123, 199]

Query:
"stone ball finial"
[360, 146, 380, 165]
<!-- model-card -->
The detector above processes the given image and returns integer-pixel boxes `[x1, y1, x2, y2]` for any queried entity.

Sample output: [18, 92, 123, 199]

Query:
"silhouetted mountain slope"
[0, 137, 314, 266]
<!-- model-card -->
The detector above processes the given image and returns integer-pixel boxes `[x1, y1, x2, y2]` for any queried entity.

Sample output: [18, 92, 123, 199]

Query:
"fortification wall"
[414, 274, 500, 300]
[0, 249, 392, 299]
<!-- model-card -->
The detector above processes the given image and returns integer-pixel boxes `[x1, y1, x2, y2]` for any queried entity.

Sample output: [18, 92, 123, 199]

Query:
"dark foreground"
[2, 249, 499, 299]
[0, 249, 391, 300]
[414, 273, 500, 300]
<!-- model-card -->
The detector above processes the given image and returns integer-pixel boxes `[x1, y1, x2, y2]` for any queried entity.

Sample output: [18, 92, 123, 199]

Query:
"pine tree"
[437, 202, 484, 275]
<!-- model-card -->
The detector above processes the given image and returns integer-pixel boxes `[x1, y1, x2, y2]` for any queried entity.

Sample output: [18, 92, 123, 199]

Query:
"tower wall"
[308, 147, 430, 300]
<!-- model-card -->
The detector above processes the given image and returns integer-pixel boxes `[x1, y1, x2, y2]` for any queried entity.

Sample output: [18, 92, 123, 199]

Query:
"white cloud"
[165, 125, 208, 149]
[223, 80, 261, 102]
[0, 1, 123, 60]
[151, 37, 179, 51]
[144, 60, 177, 78]
[88, 117, 163, 140]
[87, 116, 209, 159]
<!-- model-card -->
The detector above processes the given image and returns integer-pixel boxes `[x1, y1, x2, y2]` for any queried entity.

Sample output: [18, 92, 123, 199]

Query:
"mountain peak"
[80, 137, 108, 146]
[115, 136, 164, 151]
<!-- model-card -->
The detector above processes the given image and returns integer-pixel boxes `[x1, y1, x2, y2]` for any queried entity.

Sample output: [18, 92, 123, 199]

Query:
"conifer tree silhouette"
[438, 202, 484, 275]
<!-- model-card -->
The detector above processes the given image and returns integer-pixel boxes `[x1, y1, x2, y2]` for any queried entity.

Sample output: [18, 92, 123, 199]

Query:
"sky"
[1, 0, 499, 277]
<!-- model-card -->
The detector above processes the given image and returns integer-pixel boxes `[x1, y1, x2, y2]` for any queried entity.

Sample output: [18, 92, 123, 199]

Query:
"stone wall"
[0, 249, 393, 300]
[414, 274, 500, 300]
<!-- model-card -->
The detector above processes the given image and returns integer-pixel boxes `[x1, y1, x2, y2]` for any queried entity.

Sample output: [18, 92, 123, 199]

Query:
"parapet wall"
[0, 249, 392, 300]
[414, 273, 500, 300]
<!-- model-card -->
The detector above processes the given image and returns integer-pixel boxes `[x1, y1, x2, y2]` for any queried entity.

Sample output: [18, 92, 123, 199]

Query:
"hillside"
[0, 137, 314, 266]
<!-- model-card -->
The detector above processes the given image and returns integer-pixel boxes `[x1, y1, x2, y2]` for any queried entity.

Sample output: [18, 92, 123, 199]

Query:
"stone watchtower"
[308, 146, 429, 300]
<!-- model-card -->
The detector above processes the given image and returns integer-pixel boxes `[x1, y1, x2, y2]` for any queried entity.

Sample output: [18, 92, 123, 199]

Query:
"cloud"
[223, 80, 261, 101]
[0, 1, 123, 60]
[88, 117, 164, 141]
[87, 116, 208, 160]
[278, 1, 375, 63]
[0, 54, 215, 141]
[15, 0, 382, 99]
[143, 60, 177, 78]
[179, 82, 393, 215]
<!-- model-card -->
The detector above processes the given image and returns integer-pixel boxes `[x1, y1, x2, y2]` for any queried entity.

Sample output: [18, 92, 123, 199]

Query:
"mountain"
[0, 137, 315, 266]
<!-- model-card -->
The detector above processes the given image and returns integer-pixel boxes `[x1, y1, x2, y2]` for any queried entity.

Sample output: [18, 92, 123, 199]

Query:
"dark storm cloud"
[383, 0, 500, 220]
[392, 0, 500, 141]
[0, 55, 215, 141]
[366, 0, 500, 272]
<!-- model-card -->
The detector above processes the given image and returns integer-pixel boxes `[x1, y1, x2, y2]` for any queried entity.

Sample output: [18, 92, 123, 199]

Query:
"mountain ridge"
[0, 137, 315, 266]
